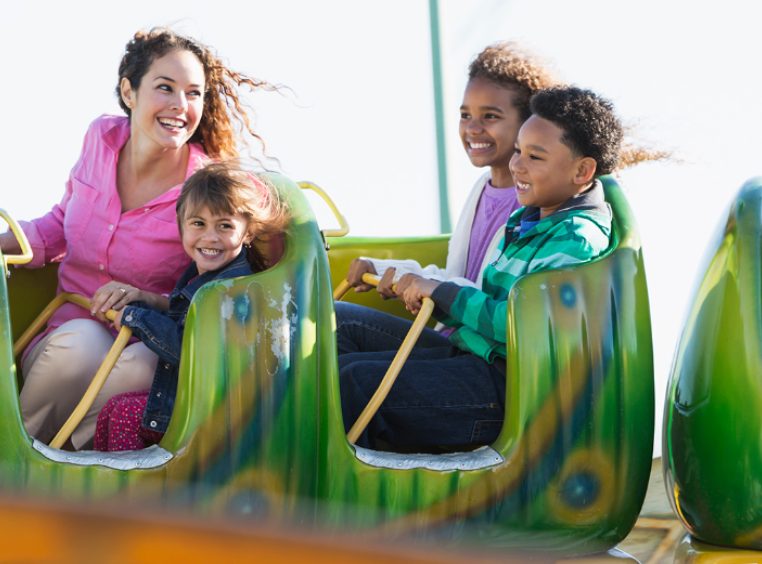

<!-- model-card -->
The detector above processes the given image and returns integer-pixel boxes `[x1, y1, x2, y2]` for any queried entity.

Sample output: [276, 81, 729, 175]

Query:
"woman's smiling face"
[121, 49, 206, 152]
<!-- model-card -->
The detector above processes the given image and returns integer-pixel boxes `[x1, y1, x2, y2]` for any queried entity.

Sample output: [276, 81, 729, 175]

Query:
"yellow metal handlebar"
[336, 273, 435, 444]
[298, 181, 350, 238]
[0, 208, 33, 273]
[13, 293, 131, 450]
[333, 272, 381, 301]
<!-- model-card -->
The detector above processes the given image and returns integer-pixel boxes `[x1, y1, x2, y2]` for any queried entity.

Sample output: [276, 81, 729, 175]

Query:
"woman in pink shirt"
[0, 28, 273, 449]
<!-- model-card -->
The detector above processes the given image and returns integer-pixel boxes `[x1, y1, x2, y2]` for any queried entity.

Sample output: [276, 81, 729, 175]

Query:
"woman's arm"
[0, 231, 22, 255]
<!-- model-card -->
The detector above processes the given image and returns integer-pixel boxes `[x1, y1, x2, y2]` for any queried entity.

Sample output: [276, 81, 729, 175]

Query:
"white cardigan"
[365, 171, 508, 289]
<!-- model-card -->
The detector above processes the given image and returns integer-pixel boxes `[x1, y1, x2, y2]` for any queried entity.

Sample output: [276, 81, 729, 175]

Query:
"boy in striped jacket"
[340, 86, 621, 452]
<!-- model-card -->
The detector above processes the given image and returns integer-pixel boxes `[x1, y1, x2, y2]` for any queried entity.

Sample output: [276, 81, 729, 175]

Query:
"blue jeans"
[335, 302, 505, 451]
[335, 301, 451, 354]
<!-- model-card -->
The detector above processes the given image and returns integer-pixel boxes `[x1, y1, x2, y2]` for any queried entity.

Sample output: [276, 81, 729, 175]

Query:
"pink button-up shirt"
[20, 115, 208, 339]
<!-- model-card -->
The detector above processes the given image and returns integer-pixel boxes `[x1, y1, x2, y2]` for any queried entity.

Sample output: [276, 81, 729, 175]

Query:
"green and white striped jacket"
[431, 180, 612, 362]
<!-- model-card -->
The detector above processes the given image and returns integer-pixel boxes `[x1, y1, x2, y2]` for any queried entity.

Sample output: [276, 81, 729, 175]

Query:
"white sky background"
[2, 1, 761, 457]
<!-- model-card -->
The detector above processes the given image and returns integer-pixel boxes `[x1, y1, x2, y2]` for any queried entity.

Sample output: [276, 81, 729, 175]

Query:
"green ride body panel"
[0, 174, 653, 555]
[664, 177, 762, 549]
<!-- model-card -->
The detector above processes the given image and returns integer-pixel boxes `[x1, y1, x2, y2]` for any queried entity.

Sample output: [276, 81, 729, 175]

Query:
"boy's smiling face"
[509, 115, 596, 218]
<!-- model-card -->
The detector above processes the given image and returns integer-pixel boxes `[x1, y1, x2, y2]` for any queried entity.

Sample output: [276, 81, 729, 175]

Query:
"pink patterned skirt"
[93, 390, 165, 451]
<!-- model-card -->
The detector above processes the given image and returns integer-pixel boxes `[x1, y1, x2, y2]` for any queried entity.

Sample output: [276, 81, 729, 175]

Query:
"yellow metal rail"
[334, 273, 434, 444]
[13, 293, 131, 449]
[298, 181, 350, 238]
[0, 209, 33, 274]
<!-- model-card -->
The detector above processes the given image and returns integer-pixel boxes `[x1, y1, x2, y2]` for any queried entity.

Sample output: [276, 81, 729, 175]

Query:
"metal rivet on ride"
[149, 421, 157, 428]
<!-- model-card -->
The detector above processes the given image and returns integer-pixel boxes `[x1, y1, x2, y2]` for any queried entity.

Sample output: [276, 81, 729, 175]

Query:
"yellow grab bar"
[337, 273, 435, 444]
[298, 181, 350, 238]
[13, 292, 132, 449]
[0, 208, 33, 273]
[333, 272, 381, 301]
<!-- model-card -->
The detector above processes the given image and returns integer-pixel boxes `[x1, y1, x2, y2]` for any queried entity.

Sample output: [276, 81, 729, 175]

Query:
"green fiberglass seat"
[664, 177, 762, 550]
[325, 176, 654, 554]
[0, 174, 653, 556]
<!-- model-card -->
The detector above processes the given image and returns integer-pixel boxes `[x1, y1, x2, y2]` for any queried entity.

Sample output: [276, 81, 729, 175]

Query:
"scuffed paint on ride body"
[664, 177, 762, 550]
[0, 174, 653, 556]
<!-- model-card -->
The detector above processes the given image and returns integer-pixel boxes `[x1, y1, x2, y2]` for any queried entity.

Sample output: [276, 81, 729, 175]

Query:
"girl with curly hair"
[337, 41, 560, 354]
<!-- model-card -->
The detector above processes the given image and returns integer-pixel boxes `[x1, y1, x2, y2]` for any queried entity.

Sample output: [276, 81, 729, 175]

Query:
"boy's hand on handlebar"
[398, 275, 440, 315]
[347, 259, 377, 292]
[91, 281, 141, 321]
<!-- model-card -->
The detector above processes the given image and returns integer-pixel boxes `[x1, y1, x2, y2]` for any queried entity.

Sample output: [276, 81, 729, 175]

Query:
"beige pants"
[20, 318, 157, 449]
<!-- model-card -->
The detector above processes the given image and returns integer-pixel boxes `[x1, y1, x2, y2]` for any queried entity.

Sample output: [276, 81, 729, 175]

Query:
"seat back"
[664, 177, 762, 549]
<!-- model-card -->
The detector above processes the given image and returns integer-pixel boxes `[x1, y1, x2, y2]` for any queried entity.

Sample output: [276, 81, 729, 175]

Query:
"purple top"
[464, 180, 520, 282]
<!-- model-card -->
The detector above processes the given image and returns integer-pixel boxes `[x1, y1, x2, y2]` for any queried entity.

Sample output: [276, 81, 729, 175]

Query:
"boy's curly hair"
[530, 87, 624, 176]
[468, 42, 560, 121]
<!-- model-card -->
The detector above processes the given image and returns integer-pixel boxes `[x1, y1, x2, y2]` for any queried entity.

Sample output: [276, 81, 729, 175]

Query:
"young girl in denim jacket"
[93, 161, 288, 452]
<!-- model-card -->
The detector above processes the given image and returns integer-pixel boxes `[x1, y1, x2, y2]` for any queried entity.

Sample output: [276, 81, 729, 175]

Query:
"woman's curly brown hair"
[116, 28, 273, 159]
[468, 41, 561, 122]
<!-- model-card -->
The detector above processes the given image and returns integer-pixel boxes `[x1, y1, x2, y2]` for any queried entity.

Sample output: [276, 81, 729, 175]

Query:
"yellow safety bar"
[13, 293, 132, 449]
[298, 181, 350, 238]
[334, 273, 434, 444]
[0, 209, 34, 274]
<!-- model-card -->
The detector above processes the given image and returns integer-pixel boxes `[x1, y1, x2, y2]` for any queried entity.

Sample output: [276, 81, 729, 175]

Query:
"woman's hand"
[347, 258, 377, 293]
[397, 274, 440, 315]
[91, 281, 142, 321]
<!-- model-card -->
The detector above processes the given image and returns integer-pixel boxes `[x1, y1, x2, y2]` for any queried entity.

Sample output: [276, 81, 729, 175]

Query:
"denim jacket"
[121, 249, 253, 433]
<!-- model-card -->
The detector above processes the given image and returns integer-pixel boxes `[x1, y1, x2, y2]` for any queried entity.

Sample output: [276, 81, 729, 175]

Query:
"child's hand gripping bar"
[334, 273, 435, 444]
[13, 293, 132, 449]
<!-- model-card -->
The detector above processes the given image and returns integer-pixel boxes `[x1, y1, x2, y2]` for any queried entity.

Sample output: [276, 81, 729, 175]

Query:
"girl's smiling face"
[459, 77, 524, 187]
[509, 115, 596, 218]
[181, 206, 250, 275]
[121, 49, 206, 153]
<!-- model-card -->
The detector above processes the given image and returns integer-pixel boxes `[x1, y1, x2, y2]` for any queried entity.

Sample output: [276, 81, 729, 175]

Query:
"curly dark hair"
[529, 87, 623, 176]
[116, 28, 274, 159]
[468, 41, 560, 122]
